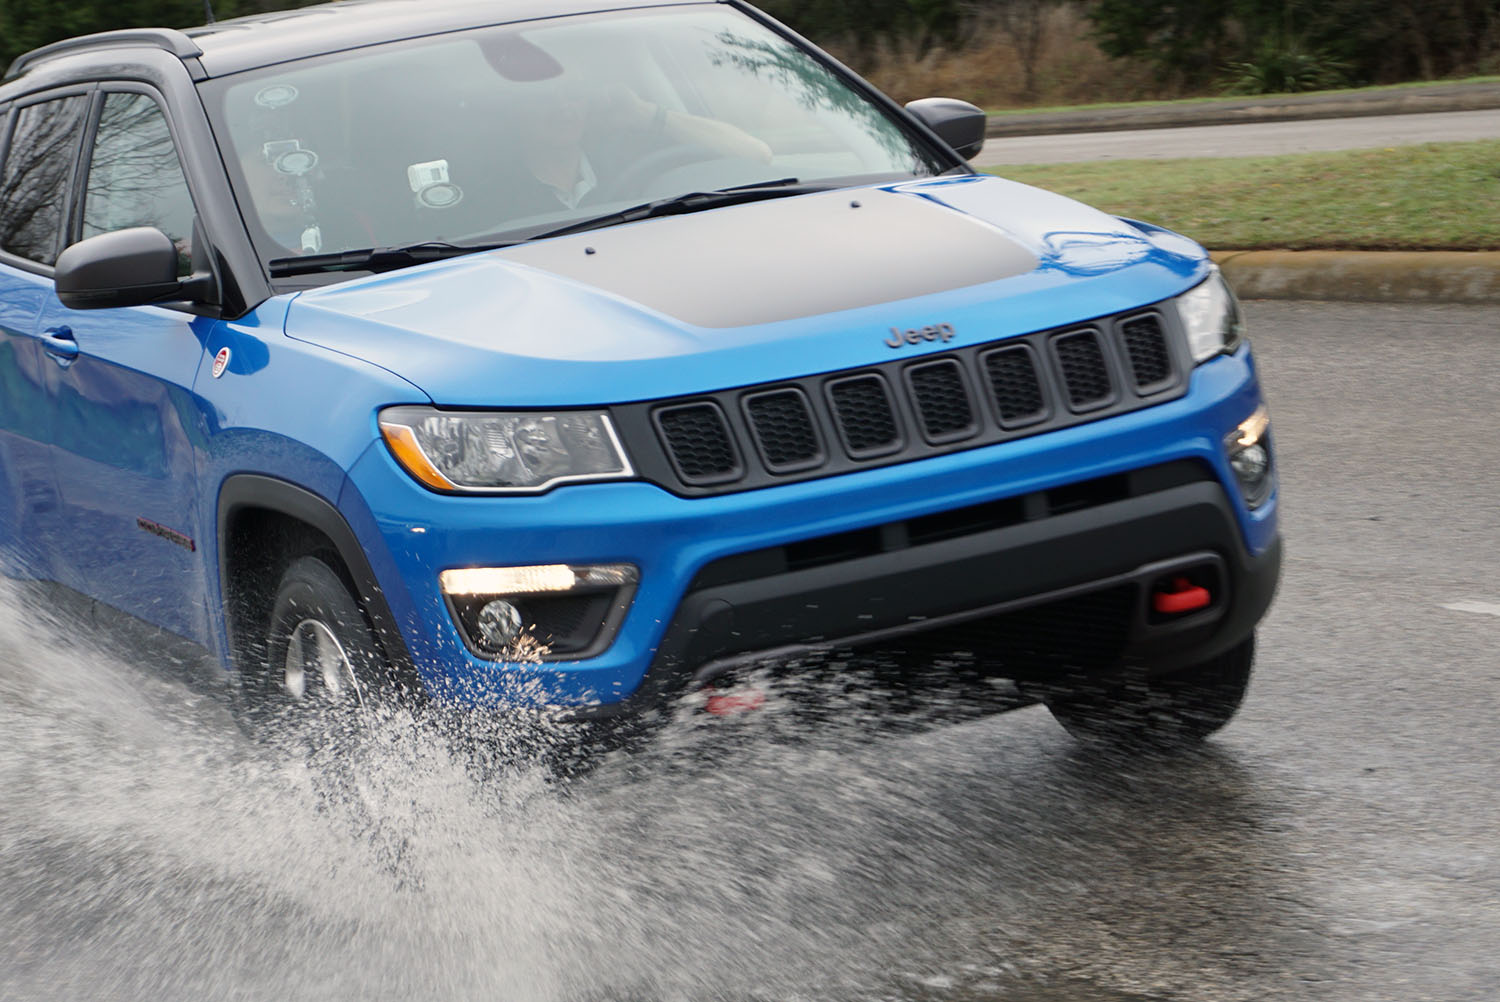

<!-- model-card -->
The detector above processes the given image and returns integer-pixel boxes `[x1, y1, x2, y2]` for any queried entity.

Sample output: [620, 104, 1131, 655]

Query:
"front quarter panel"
[192, 295, 431, 665]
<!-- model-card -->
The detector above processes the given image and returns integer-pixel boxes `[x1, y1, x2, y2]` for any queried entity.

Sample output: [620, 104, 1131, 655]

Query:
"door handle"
[40, 326, 79, 366]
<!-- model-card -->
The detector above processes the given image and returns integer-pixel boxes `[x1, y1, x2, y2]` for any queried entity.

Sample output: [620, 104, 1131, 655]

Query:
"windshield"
[202, 4, 950, 272]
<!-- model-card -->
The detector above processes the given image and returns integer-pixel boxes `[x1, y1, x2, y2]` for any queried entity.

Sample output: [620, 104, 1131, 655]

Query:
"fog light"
[476, 599, 524, 648]
[440, 563, 639, 661]
[1230, 442, 1269, 484]
[1224, 404, 1274, 507]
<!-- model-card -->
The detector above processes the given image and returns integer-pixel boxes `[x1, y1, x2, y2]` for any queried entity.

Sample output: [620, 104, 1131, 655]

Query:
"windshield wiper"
[523, 178, 833, 242]
[268, 240, 515, 278]
[267, 181, 831, 277]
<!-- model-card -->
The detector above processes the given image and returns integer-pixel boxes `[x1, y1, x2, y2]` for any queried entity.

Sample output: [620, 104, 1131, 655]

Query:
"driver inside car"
[509, 76, 773, 215]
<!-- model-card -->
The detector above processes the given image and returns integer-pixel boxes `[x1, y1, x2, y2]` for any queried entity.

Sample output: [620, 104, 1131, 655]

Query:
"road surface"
[972, 107, 1500, 166]
[1, 301, 1498, 1001]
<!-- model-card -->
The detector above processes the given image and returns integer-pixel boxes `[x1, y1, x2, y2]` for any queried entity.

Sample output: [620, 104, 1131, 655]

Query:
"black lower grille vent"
[785, 527, 883, 572]
[690, 461, 1212, 589]
[907, 495, 1027, 546]
[1046, 473, 1129, 515]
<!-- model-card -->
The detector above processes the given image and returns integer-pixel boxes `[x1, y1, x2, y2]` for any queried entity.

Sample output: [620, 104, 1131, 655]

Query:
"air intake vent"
[744, 388, 822, 473]
[654, 402, 741, 485]
[1052, 330, 1114, 411]
[1119, 313, 1173, 391]
[981, 345, 1047, 427]
[906, 359, 977, 443]
[827, 374, 902, 458]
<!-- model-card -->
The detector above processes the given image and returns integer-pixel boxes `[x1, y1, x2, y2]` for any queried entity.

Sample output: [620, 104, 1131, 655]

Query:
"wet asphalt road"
[971, 108, 1500, 166]
[1, 301, 1498, 1002]
[1228, 301, 1500, 998]
[931, 300, 1500, 1001]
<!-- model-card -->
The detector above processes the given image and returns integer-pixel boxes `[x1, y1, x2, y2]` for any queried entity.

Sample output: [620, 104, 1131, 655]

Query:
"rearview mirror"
[54, 227, 214, 311]
[905, 97, 987, 161]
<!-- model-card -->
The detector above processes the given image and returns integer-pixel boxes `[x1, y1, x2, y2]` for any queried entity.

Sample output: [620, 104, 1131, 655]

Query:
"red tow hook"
[704, 687, 766, 717]
[1153, 576, 1212, 615]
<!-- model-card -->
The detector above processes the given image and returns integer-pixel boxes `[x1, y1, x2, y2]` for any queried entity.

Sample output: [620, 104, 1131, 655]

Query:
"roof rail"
[4, 28, 204, 82]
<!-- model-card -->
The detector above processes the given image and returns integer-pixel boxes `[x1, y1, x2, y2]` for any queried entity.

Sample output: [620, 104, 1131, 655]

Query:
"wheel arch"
[216, 473, 417, 687]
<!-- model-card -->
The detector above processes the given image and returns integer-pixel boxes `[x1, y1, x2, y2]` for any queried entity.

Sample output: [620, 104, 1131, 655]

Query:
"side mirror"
[905, 97, 987, 161]
[54, 227, 215, 311]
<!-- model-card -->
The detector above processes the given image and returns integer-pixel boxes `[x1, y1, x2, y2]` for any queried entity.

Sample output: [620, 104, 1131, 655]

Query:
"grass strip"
[985, 76, 1500, 118]
[989, 140, 1500, 251]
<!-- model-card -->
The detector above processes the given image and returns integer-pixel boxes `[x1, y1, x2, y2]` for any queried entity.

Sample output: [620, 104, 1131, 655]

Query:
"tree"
[756, 0, 962, 53]
[969, 0, 1064, 100]
[1087, 0, 1500, 90]
[1087, 0, 1246, 88]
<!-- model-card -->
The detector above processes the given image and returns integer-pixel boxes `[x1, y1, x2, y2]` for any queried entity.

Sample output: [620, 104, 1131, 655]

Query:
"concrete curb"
[987, 82, 1500, 137]
[1209, 250, 1500, 303]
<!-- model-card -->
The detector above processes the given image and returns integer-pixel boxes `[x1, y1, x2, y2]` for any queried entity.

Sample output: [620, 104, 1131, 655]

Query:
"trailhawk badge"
[212, 347, 231, 378]
[885, 323, 956, 348]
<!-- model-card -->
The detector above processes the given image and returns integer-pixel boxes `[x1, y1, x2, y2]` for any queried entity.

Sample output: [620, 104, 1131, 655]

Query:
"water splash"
[0, 580, 1317, 1002]
[0, 582, 1028, 1002]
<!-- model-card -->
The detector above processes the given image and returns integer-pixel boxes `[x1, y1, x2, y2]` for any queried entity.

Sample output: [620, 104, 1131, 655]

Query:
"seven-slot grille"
[616, 308, 1185, 495]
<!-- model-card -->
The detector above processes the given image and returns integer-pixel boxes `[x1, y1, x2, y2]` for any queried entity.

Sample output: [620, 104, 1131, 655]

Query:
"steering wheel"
[610, 143, 721, 201]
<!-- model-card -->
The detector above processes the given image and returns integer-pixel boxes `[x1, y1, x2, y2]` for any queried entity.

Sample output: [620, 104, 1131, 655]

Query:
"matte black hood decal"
[496, 187, 1039, 328]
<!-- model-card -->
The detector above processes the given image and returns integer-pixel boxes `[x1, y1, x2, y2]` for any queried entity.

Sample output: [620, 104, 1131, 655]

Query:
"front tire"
[261, 555, 386, 710]
[1038, 635, 1256, 748]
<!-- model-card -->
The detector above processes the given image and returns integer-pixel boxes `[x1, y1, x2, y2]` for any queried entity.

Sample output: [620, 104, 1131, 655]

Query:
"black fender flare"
[216, 474, 416, 685]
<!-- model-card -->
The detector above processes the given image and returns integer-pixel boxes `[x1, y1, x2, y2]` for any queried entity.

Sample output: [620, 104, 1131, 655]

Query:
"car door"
[0, 91, 91, 580]
[0, 282, 53, 579]
[33, 86, 213, 643]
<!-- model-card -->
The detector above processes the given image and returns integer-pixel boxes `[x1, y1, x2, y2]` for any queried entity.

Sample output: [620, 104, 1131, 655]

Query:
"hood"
[285, 174, 1210, 406]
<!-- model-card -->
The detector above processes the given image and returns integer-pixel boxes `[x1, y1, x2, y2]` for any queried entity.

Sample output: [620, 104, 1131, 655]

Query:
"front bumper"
[569, 461, 1281, 719]
[345, 346, 1277, 711]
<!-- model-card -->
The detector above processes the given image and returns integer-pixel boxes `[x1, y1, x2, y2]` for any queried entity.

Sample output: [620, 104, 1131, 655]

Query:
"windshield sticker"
[417, 184, 464, 209]
[408, 159, 464, 209]
[253, 84, 300, 110]
[407, 159, 451, 191]
[264, 140, 319, 176]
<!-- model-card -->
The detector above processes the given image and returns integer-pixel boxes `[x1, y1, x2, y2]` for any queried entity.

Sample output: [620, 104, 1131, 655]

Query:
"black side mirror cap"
[54, 227, 215, 311]
[905, 97, 987, 161]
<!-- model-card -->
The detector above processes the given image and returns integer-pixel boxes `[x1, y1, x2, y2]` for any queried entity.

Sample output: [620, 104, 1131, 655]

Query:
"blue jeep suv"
[0, 0, 1279, 744]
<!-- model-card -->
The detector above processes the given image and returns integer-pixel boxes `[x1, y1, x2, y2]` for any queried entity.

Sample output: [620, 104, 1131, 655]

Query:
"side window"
[0, 95, 88, 266]
[82, 92, 197, 277]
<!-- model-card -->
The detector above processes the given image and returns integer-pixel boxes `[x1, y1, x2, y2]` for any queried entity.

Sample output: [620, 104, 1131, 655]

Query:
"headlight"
[378, 406, 632, 493]
[1174, 268, 1244, 363]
